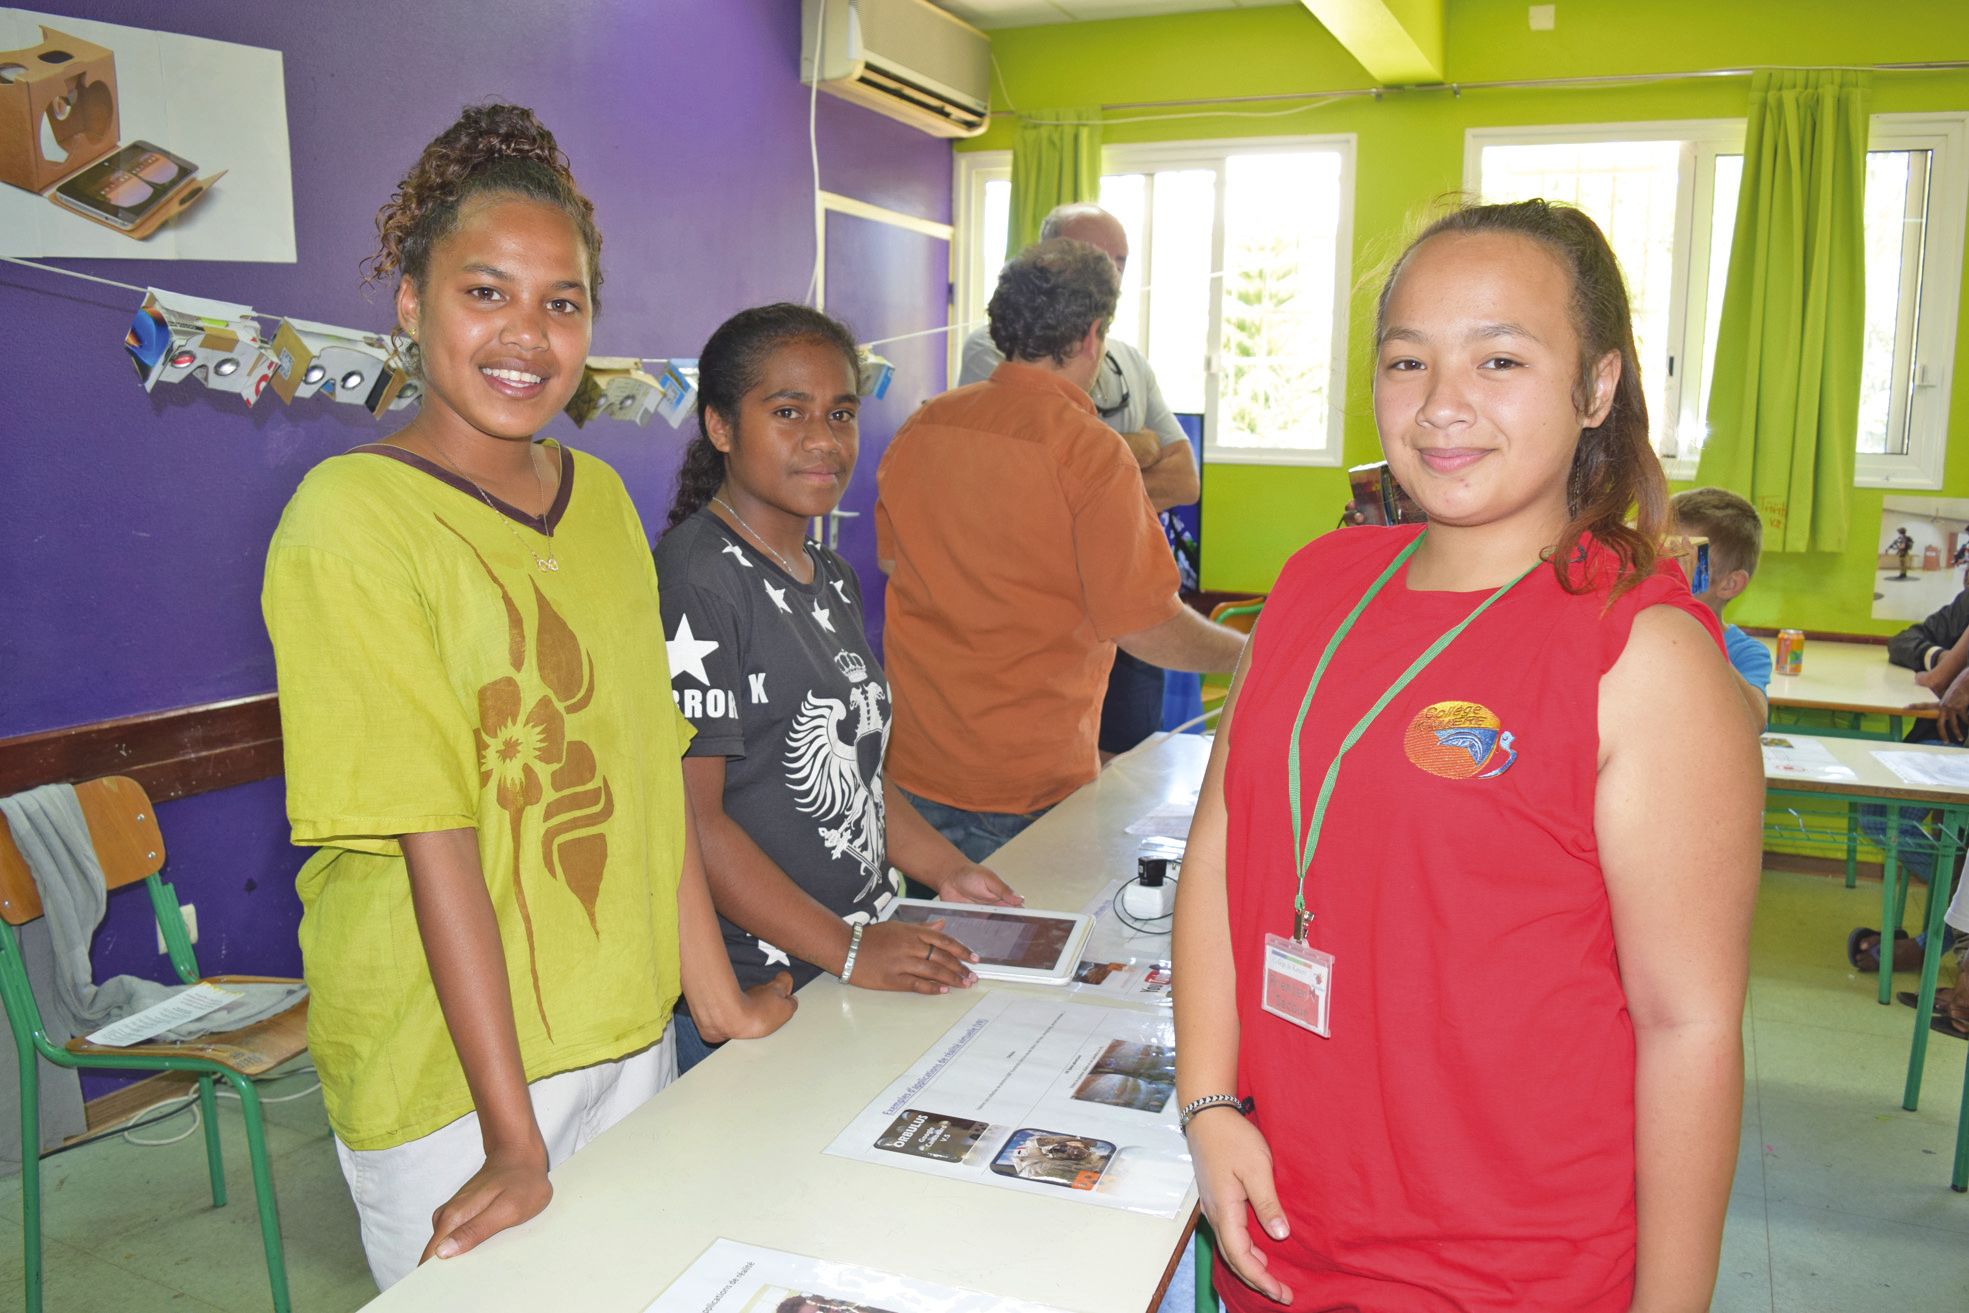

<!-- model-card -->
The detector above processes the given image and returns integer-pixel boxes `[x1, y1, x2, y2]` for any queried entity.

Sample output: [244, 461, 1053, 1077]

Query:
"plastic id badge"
[1261, 933, 1334, 1036]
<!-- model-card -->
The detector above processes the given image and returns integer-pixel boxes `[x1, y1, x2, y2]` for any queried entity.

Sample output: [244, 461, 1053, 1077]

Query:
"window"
[953, 136, 1356, 466]
[1468, 114, 1969, 488]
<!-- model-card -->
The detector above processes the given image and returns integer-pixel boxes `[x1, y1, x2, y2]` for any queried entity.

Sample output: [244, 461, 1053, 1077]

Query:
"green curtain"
[1696, 70, 1871, 554]
[1007, 109, 1103, 253]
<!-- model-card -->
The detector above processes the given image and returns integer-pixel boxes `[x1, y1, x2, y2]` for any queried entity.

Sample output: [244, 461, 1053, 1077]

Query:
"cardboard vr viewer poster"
[0, 9, 293, 260]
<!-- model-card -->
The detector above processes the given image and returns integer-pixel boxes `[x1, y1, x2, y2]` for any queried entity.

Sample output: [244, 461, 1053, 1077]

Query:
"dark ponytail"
[664, 303, 860, 532]
[1375, 199, 1661, 598]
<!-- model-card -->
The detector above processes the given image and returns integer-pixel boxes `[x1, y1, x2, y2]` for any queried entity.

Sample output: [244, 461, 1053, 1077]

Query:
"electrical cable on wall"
[805, 0, 827, 308]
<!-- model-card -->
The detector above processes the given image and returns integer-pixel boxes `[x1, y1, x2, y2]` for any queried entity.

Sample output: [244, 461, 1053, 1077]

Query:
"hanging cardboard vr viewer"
[0, 25, 220, 241]
[125, 289, 275, 405]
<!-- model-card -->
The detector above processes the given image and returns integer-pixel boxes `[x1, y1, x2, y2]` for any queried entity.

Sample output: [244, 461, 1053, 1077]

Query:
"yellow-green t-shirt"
[262, 442, 691, 1150]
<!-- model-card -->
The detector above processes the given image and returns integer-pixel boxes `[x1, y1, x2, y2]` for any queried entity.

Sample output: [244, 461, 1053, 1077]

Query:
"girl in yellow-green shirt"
[262, 103, 793, 1291]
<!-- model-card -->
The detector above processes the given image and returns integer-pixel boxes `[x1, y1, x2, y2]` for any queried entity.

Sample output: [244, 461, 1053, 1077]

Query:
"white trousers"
[333, 1028, 676, 1291]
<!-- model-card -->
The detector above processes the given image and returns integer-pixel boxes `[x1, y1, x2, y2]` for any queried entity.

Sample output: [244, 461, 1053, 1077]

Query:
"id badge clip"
[1261, 920, 1334, 1037]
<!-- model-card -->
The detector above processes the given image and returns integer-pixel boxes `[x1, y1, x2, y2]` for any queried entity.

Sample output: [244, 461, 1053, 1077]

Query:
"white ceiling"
[937, 0, 1298, 31]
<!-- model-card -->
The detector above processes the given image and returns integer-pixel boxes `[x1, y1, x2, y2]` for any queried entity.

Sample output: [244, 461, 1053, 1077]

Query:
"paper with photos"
[1760, 734, 1859, 783]
[825, 993, 1193, 1218]
[643, 1239, 1070, 1313]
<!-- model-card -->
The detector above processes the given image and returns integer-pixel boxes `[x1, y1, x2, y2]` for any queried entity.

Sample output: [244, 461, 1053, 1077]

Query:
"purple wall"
[0, 0, 952, 1090]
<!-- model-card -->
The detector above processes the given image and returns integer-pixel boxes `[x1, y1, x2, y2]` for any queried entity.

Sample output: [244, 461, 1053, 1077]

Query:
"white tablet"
[888, 899, 1094, 986]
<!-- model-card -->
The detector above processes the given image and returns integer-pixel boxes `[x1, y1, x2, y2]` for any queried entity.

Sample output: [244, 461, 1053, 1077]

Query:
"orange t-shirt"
[875, 361, 1182, 814]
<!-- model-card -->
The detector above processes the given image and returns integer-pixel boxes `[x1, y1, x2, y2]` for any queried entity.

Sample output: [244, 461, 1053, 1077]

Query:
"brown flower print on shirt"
[439, 514, 611, 1038]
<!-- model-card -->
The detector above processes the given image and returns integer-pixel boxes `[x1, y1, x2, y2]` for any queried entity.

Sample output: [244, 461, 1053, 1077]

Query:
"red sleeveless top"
[1219, 526, 1722, 1313]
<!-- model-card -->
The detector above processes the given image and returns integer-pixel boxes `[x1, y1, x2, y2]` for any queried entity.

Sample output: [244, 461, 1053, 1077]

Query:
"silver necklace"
[713, 495, 808, 576]
[429, 444, 560, 572]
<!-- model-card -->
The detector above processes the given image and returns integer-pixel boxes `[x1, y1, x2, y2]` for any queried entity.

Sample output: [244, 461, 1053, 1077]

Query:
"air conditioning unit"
[801, 0, 991, 140]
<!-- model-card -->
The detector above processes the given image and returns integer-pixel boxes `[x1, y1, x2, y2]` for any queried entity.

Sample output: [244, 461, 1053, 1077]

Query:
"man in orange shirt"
[875, 239, 1247, 860]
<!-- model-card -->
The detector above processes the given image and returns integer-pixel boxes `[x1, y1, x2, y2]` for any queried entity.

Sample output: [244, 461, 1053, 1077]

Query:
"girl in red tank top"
[1172, 202, 1763, 1313]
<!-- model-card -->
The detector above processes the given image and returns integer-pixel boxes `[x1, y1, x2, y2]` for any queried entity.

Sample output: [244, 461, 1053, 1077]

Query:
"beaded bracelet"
[1179, 1093, 1254, 1132]
[840, 922, 867, 983]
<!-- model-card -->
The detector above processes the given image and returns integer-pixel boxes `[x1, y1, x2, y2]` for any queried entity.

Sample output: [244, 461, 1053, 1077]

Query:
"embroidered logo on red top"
[1403, 701, 1518, 779]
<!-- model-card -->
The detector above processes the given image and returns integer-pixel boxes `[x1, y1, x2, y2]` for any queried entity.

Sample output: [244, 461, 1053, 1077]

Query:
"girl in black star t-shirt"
[654, 305, 1025, 1074]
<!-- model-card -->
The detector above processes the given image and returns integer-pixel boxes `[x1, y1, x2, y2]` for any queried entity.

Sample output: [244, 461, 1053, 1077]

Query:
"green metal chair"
[0, 775, 304, 1313]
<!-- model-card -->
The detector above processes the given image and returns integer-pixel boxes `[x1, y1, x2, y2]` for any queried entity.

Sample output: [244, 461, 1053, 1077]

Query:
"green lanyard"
[1285, 532, 1534, 941]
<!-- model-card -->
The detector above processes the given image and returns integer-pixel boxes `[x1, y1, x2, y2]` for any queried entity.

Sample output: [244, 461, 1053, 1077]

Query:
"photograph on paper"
[824, 993, 1193, 1217]
[642, 1239, 1072, 1313]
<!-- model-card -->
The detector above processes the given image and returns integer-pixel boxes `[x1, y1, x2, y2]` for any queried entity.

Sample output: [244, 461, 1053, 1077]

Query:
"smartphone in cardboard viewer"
[52, 140, 198, 231]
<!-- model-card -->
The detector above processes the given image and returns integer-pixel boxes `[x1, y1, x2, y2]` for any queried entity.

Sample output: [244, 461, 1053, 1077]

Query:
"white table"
[365, 733, 1213, 1313]
[1760, 636, 1936, 726]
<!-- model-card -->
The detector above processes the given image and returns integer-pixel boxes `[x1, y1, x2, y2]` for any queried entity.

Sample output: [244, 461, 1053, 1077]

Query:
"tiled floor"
[5, 868, 1967, 1312]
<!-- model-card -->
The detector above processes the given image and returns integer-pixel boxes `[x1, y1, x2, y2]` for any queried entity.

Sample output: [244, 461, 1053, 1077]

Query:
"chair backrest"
[0, 777, 165, 926]
[1208, 596, 1266, 635]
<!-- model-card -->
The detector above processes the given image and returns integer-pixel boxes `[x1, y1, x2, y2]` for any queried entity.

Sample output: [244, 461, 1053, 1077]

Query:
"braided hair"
[366, 103, 603, 319]
[665, 303, 860, 532]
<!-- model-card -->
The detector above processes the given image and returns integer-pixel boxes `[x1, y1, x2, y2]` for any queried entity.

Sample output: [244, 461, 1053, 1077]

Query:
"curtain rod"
[1005, 60, 1969, 117]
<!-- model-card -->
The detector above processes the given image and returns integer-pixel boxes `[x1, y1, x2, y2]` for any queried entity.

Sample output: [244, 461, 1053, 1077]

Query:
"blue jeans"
[1099, 649, 1167, 755]
[897, 786, 1050, 864]
[671, 1008, 719, 1076]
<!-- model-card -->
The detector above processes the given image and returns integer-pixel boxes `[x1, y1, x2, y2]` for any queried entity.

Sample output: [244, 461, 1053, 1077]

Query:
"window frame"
[952, 133, 1359, 468]
[1464, 112, 1969, 490]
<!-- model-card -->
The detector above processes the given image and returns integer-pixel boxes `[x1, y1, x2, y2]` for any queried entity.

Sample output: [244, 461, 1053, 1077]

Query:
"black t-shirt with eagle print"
[654, 509, 894, 992]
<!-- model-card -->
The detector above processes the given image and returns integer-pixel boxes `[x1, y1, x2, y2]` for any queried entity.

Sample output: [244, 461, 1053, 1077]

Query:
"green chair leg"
[1845, 802, 1859, 888]
[1194, 1214, 1219, 1313]
[1881, 804, 1903, 1005]
[197, 1075, 227, 1208]
[1954, 1039, 1969, 1192]
[1904, 844, 1960, 1113]
[17, 1030, 43, 1313]
[223, 1072, 291, 1313]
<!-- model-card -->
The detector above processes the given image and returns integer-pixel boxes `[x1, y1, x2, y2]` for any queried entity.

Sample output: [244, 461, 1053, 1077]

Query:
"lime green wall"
[967, 1, 1969, 632]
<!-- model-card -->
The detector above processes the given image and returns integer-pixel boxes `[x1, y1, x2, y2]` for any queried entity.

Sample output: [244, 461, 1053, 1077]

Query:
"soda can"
[1777, 629, 1805, 676]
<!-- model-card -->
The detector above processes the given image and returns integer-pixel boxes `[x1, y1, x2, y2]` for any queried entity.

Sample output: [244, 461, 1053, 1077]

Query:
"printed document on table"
[1761, 735, 1859, 783]
[85, 982, 243, 1047]
[1871, 750, 1969, 791]
[825, 993, 1193, 1218]
[644, 1239, 1070, 1313]
[1123, 795, 1198, 839]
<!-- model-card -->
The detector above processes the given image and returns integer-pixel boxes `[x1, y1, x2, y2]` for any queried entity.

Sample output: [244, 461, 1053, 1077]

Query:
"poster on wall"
[0, 9, 293, 260]
[1871, 496, 1969, 623]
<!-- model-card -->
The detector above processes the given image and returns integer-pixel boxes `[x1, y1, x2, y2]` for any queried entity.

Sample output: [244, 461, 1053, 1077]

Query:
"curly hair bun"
[368, 102, 603, 312]
[429, 103, 570, 176]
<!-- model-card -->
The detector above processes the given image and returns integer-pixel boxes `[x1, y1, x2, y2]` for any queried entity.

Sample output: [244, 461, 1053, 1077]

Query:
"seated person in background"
[1888, 587, 1969, 676]
[654, 304, 1023, 1075]
[877, 238, 1246, 861]
[960, 202, 1200, 761]
[1669, 487, 1771, 726]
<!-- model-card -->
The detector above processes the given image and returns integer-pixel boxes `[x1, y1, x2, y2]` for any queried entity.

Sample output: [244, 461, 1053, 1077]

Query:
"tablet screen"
[892, 905, 1077, 971]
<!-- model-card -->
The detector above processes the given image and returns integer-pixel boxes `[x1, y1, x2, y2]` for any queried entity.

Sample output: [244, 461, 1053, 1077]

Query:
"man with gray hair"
[877, 238, 1244, 861]
[960, 203, 1199, 758]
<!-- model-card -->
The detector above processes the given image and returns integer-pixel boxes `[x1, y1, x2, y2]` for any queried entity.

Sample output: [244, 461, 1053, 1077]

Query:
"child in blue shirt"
[1672, 487, 1771, 722]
